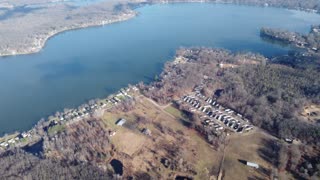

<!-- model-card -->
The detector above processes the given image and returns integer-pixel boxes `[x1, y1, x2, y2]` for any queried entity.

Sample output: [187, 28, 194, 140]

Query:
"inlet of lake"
[0, 3, 319, 135]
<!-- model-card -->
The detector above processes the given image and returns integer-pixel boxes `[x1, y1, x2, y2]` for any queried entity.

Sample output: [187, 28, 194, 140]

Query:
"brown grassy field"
[301, 104, 320, 124]
[222, 130, 294, 180]
[100, 94, 296, 179]
[102, 95, 222, 179]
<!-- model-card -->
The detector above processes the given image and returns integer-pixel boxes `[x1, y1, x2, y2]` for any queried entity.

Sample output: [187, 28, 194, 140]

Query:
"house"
[120, 90, 127, 95]
[183, 96, 188, 101]
[130, 86, 138, 91]
[245, 126, 253, 131]
[8, 139, 15, 144]
[101, 103, 106, 107]
[237, 127, 244, 133]
[202, 107, 207, 113]
[216, 126, 224, 130]
[116, 118, 127, 126]
[0, 142, 8, 147]
[113, 97, 121, 102]
[189, 108, 195, 112]
[21, 132, 31, 138]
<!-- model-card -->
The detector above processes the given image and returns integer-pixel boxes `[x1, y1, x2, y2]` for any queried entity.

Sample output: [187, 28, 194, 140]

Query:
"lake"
[0, 3, 319, 135]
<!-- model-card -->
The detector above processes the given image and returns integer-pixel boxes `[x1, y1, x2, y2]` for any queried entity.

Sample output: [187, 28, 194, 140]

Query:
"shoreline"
[0, 11, 137, 57]
[0, 0, 319, 147]
[0, 84, 140, 150]
[0, 1, 319, 57]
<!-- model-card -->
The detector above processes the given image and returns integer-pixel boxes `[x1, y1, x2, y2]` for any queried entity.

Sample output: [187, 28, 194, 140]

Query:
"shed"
[116, 118, 126, 126]
[246, 162, 259, 169]
[284, 138, 293, 143]
[142, 128, 151, 136]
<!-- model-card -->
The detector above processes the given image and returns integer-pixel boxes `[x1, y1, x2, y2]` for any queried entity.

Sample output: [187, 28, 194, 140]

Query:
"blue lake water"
[0, 3, 319, 135]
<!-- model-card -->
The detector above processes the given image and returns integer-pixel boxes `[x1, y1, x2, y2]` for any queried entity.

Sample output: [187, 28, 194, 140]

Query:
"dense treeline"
[0, 149, 113, 180]
[0, 118, 115, 179]
[150, 0, 320, 12]
[141, 48, 264, 104]
[44, 118, 111, 166]
[273, 51, 320, 71]
[141, 47, 320, 144]
[261, 26, 320, 53]
[219, 63, 320, 143]
[217, 0, 320, 11]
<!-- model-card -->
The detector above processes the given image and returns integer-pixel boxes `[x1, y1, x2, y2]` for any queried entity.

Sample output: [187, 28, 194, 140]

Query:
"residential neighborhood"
[0, 85, 138, 150]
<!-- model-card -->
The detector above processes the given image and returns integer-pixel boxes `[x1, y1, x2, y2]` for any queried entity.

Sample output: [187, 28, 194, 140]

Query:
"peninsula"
[0, 0, 141, 56]
[261, 25, 320, 55]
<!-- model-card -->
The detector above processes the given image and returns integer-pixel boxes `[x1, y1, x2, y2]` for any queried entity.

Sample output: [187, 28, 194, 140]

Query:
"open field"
[112, 129, 146, 156]
[164, 105, 188, 120]
[99, 92, 301, 179]
[102, 95, 222, 179]
[0, 87, 301, 179]
[301, 104, 320, 124]
[222, 130, 293, 180]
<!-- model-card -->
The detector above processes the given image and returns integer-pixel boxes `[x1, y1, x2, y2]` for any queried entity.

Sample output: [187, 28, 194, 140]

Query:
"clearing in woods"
[102, 94, 292, 179]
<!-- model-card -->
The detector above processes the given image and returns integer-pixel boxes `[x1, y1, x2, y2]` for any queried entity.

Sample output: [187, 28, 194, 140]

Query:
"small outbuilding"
[116, 118, 126, 126]
[284, 138, 293, 143]
[246, 161, 259, 169]
[141, 128, 151, 136]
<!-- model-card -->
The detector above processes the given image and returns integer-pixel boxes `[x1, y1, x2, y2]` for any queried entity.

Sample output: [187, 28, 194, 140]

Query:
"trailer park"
[177, 85, 254, 136]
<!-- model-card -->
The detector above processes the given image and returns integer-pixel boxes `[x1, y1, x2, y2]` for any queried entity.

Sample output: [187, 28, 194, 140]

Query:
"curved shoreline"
[0, 2, 318, 151]
[0, 1, 319, 57]
[0, 1, 319, 138]
[0, 11, 137, 57]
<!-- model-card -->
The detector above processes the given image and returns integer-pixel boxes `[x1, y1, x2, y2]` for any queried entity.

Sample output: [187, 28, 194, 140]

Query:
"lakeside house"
[0, 86, 137, 150]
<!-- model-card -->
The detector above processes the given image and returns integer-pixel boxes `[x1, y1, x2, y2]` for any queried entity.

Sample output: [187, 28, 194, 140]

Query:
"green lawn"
[48, 124, 65, 135]
[164, 105, 188, 120]
[19, 137, 28, 143]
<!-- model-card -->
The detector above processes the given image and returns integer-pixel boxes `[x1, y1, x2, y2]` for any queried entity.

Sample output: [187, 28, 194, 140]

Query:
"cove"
[0, 3, 319, 135]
